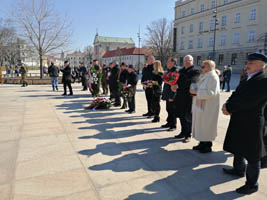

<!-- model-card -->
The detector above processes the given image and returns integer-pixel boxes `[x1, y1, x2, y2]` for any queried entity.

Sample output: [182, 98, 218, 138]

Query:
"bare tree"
[84, 45, 94, 66]
[11, 0, 72, 78]
[145, 18, 173, 66]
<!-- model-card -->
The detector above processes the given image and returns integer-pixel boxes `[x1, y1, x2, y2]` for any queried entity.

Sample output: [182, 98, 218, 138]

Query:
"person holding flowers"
[148, 60, 164, 123]
[90, 60, 102, 97]
[118, 63, 128, 109]
[125, 65, 138, 114]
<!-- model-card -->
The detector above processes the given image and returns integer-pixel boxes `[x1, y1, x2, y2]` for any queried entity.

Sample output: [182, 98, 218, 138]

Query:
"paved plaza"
[0, 80, 267, 200]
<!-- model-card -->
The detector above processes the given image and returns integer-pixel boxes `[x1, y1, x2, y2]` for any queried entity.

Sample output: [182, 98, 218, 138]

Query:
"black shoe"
[174, 133, 185, 139]
[56, 87, 58, 91]
[236, 184, 258, 194]
[147, 115, 154, 119]
[152, 117, 160, 123]
[68, 93, 73, 96]
[62, 93, 67, 96]
[161, 123, 170, 128]
[143, 112, 150, 116]
[168, 127, 177, 132]
[193, 142, 204, 150]
[114, 104, 121, 107]
[125, 109, 131, 113]
[222, 168, 245, 177]
[129, 110, 136, 114]
[183, 137, 191, 143]
[121, 105, 127, 109]
[199, 146, 212, 153]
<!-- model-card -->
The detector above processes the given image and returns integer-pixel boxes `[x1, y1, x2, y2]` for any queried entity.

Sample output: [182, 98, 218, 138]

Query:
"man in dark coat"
[119, 63, 128, 109]
[222, 65, 232, 92]
[79, 62, 88, 91]
[141, 55, 155, 118]
[109, 61, 121, 106]
[222, 53, 267, 194]
[161, 57, 178, 131]
[172, 55, 201, 143]
[262, 106, 267, 168]
[60, 61, 73, 96]
[125, 65, 138, 114]
[101, 64, 110, 95]
[20, 63, 28, 87]
[48, 62, 59, 91]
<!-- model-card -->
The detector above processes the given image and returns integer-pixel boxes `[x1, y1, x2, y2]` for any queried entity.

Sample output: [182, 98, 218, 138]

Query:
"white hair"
[184, 55, 194, 61]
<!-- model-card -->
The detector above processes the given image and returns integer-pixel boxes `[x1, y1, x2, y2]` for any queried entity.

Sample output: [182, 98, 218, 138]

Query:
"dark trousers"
[102, 82, 108, 94]
[222, 79, 231, 91]
[233, 155, 261, 187]
[111, 87, 121, 105]
[166, 101, 177, 128]
[82, 78, 88, 90]
[63, 82, 73, 94]
[179, 116, 192, 137]
[122, 97, 128, 108]
[152, 96, 161, 117]
[145, 89, 154, 114]
[128, 94, 135, 111]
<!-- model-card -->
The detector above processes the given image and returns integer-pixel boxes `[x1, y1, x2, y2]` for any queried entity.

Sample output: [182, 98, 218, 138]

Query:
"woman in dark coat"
[149, 60, 164, 123]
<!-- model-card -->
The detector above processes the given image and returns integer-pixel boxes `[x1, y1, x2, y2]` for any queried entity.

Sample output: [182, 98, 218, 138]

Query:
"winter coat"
[162, 66, 178, 101]
[192, 70, 220, 141]
[48, 65, 59, 77]
[127, 71, 138, 89]
[141, 64, 153, 83]
[119, 69, 128, 84]
[109, 65, 120, 90]
[223, 72, 267, 162]
[174, 66, 201, 119]
[79, 66, 88, 79]
[223, 68, 232, 81]
[60, 65, 72, 83]
[151, 72, 163, 97]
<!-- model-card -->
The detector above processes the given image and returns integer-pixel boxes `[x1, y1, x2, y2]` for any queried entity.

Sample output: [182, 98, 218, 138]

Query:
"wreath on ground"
[85, 98, 112, 110]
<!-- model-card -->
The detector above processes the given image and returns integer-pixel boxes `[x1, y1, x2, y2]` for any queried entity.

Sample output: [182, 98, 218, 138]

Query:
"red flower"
[163, 72, 179, 85]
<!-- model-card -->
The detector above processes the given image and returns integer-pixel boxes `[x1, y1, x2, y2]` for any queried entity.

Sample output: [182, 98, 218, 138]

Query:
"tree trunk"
[39, 55, 43, 79]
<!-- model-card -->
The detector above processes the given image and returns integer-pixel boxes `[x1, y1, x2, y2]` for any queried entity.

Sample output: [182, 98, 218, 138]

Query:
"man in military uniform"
[20, 63, 28, 87]
[222, 53, 267, 194]
[79, 62, 88, 91]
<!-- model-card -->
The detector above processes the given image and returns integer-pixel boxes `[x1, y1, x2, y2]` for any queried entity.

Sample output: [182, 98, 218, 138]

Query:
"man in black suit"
[172, 55, 201, 143]
[60, 60, 73, 96]
[79, 62, 88, 91]
[222, 53, 267, 194]
[125, 65, 138, 114]
[109, 61, 121, 107]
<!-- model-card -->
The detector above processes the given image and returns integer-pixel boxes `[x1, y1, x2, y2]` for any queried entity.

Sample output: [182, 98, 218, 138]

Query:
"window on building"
[173, 28, 177, 52]
[220, 35, 226, 46]
[180, 41, 185, 50]
[199, 22, 204, 31]
[221, 16, 227, 26]
[198, 39, 203, 48]
[181, 26, 185, 35]
[208, 37, 214, 47]
[106, 46, 110, 51]
[250, 8, 256, 20]
[210, 19, 215, 29]
[223, 0, 228, 4]
[191, 8, 195, 15]
[248, 30, 256, 42]
[200, 4, 205, 12]
[179, 57, 183, 66]
[232, 32, 240, 44]
[190, 24, 194, 33]
[235, 13, 240, 23]
[231, 53, 237, 65]
[218, 54, 224, 65]
[197, 56, 202, 66]
[188, 40, 194, 49]
[182, 10, 186, 17]
[211, 0, 216, 9]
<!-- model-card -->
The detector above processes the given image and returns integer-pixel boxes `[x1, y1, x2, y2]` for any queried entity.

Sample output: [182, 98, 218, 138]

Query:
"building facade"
[173, 0, 267, 72]
[93, 34, 135, 64]
[102, 48, 152, 72]
[66, 51, 91, 68]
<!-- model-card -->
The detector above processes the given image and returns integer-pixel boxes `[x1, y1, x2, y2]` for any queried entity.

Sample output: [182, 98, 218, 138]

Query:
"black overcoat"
[60, 65, 72, 84]
[174, 66, 201, 119]
[151, 72, 163, 97]
[223, 72, 267, 162]
[109, 65, 120, 90]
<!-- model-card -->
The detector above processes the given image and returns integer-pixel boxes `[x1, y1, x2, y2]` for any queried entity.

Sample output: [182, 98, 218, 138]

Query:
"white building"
[93, 34, 135, 64]
[102, 47, 152, 72]
[173, 0, 267, 72]
[66, 51, 91, 68]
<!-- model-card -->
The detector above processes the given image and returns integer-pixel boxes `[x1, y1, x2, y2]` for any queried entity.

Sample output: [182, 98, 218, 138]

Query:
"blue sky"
[0, 0, 175, 51]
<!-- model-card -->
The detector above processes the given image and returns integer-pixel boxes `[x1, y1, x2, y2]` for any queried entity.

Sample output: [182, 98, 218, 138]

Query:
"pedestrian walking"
[48, 62, 59, 91]
[20, 64, 28, 87]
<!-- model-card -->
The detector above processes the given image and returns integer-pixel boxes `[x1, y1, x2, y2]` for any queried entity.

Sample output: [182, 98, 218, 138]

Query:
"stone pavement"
[0, 82, 266, 200]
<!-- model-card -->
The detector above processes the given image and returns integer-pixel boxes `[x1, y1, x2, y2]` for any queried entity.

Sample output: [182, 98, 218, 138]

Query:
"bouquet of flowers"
[85, 98, 112, 110]
[118, 82, 127, 97]
[163, 72, 180, 85]
[143, 80, 159, 89]
[125, 84, 135, 102]
[89, 68, 102, 97]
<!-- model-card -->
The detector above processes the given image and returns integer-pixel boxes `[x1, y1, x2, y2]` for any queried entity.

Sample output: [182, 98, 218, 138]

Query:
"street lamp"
[212, 0, 219, 61]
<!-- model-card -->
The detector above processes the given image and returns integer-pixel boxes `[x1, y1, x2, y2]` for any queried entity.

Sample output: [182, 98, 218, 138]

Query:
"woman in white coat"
[190, 60, 220, 153]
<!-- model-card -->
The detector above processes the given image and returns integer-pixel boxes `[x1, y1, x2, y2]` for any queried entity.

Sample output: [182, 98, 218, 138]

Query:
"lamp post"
[137, 25, 141, 73]
[212, 0, 219, 61]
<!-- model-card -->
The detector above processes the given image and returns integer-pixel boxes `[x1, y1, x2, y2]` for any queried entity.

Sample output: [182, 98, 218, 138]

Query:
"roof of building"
[103, 47, 153, 58]
[94, 35, 135, 44]
[67, 51, 86, 57]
